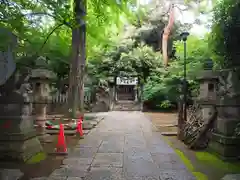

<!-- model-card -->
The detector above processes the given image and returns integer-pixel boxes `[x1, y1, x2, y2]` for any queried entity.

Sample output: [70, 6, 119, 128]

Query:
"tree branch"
[38, 23, 65, 53]
[23, 12, 72, 28]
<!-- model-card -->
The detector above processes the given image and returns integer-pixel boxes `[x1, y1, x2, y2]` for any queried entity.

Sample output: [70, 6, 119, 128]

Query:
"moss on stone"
[26, 152, 46, 164]
[195, 152, 240, 172]
[192, 172, 208, 180]
[162, 137, 209, 180]
[175, 149, 194, 171]
[175, 149, 209, 180]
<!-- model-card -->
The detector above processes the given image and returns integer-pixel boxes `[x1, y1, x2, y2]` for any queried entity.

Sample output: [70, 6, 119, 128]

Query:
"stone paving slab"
[222, 174, 240, 180]
[68, 147, 98, 158]
[92, 153, 123, 167]
[61, 165, 89, 177]
[92, 132, 125, 142]
[77, 139, 102, 148]
[151, 152, 187, 170]
[125, 135, 146, 146]
[124, 147, 152, 161]
[63, 157, 93, 165]
[125, 176, 159, 180]
[49, 164, 89, 178]
[123, 159, 160, 178]
[158, 170, 196, 180]
[98, 140, 124, 153]
[43, 111, 196, 180]
[84, 167, 124, 180]
[148, 144, 175, 154]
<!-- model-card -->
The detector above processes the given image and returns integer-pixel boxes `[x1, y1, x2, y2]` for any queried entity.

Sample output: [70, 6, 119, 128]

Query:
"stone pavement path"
[47, 111, 196, 180]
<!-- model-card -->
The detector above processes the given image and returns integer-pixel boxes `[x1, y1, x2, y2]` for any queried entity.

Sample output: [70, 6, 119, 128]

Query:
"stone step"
[161, 132, 178, 136]
[158, 124, 178, 127]
[114, 100, 139, 103]
[113, 103, 141, 111]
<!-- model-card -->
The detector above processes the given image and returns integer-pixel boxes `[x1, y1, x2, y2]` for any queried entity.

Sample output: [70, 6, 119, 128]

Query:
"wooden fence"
[51, 88, 92, 104]
[45, 87, 92, 114]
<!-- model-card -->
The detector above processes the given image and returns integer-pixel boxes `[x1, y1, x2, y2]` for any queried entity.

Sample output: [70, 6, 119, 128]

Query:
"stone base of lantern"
[0, 129, 43, 166]
[0, 90, 44, 166]
[37, 133, 53, 143]
[208, 132, 240, 161]
[35, 125, 53, 143]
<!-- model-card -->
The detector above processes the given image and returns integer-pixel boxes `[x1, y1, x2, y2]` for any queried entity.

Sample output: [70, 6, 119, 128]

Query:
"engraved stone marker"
[0, 28, 43, 164]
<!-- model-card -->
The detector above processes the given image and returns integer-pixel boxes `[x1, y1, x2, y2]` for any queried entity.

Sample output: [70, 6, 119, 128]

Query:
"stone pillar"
[0, 28, 43, 164]
[0, 78, 43, 163]
[140, 83, 144, 111]
[134, 85, 138, 102]
[31, 57, 56, 143]
[115, 85, 118, 102]
[209, 69, 240, 160]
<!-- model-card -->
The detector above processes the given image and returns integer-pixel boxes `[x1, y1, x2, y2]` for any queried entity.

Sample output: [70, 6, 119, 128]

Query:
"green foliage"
[1, 0, 140, 79]
[143, 35, 210, 109]
[88, 38, 162, 88]
[2, 0, 229, 112]
[210, 0, 240, 68]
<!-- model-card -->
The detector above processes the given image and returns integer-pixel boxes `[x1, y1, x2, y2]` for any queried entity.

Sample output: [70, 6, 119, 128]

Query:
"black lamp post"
[180, 32, 189, 123]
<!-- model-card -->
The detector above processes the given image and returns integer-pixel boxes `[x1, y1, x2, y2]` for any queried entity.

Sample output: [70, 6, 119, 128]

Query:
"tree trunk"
[68, 0, 86, 118]
[162, 32, 169, 67]
[161, 4, 174, 67]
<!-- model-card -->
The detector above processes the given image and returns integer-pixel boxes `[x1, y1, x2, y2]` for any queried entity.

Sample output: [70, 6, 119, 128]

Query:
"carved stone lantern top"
[35, 56, 48, 68]
[30, 56, 56, 81]
[196, 58, 218, 81]
[196, 71, 219, 82]
[196, 61, 218, 82]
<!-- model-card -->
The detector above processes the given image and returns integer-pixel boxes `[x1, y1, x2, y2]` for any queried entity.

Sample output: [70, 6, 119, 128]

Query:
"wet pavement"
[34, 111, 195, 180]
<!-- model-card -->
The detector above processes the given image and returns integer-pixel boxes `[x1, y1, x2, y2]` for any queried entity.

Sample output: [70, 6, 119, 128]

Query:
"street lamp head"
[180, 32, 190, 42]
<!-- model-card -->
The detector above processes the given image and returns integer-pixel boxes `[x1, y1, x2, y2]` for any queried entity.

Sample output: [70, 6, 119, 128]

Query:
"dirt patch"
[145, 112, 178, 125]
[145, 112, 178, 133]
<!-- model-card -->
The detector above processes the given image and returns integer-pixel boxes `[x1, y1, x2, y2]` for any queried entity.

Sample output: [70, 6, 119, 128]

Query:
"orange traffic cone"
[76, 117, 84, 138]
[55, 124, 68, 155]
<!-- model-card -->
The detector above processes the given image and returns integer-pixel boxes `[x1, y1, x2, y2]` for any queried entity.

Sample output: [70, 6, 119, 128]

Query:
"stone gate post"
[0, 28, 43, 164]
[209, 68, 240, 160]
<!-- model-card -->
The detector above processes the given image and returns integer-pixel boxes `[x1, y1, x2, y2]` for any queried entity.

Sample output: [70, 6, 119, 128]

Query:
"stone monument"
[30, 56, 56, 142]
[209, 68, 240, 160]
[0, 28, 43, 164]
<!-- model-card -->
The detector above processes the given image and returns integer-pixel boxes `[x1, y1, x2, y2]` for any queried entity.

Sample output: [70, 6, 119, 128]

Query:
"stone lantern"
[196, 59, 218, 120]
[30, 56, 56, 142]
